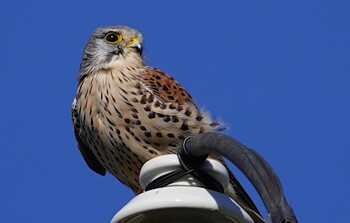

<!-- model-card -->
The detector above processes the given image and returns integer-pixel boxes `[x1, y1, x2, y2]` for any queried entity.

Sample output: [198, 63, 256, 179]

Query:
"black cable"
[180, 132, 297, 223]
[145, 145, 224, 193]
[145, 168, 193, 191]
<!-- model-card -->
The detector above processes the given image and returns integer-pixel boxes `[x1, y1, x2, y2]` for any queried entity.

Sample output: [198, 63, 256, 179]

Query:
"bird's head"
[79, 26, 144, 77]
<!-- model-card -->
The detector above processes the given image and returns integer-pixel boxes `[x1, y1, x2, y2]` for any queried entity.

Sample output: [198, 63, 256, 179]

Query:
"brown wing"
[139, 68, 265, 218]
[141, 67, 196, 105]
[74, 129, 106, 176]
[72, 99, 106, 176]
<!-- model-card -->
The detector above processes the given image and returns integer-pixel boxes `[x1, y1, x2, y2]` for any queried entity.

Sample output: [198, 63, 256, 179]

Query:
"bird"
[71, 25, 265, 223]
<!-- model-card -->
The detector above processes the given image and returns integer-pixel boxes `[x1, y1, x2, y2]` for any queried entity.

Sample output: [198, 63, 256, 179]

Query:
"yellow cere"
[129, 38, 137, 44]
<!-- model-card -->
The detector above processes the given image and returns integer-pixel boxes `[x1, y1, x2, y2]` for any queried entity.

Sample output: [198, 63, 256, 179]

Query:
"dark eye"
[104, 32, 123, 44]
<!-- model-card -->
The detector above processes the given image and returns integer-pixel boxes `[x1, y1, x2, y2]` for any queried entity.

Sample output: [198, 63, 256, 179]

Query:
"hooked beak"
[126, 38, 143, 55]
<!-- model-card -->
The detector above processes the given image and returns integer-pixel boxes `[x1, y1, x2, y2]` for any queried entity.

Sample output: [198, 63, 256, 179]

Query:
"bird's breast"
[78, 69, 139, 135]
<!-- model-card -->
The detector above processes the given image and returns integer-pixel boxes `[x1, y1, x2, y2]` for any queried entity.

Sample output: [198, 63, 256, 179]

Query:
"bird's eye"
[104, 32, 123, 44]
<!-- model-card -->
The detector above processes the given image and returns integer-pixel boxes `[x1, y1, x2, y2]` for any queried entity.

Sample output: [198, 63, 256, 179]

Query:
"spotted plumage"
[72, 26, 265, 222]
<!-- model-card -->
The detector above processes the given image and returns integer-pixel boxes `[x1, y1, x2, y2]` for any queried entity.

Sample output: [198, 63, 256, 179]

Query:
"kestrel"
[72, 26, 265, 222]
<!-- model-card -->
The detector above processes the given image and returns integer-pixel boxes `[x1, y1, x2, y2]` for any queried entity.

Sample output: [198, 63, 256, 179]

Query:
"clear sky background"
[1, 1, 349, 222]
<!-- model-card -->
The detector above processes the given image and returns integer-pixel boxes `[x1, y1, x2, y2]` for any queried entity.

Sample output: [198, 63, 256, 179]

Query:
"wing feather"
[141, 67, 196, 106]
[72, 98, 106, 176]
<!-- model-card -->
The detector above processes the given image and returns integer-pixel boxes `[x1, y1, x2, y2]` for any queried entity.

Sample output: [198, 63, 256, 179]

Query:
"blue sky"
[1, 1, 349, 222]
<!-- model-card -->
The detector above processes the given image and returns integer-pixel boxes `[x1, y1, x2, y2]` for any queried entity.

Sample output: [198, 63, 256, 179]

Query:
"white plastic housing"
[111, 154, 254, 223]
